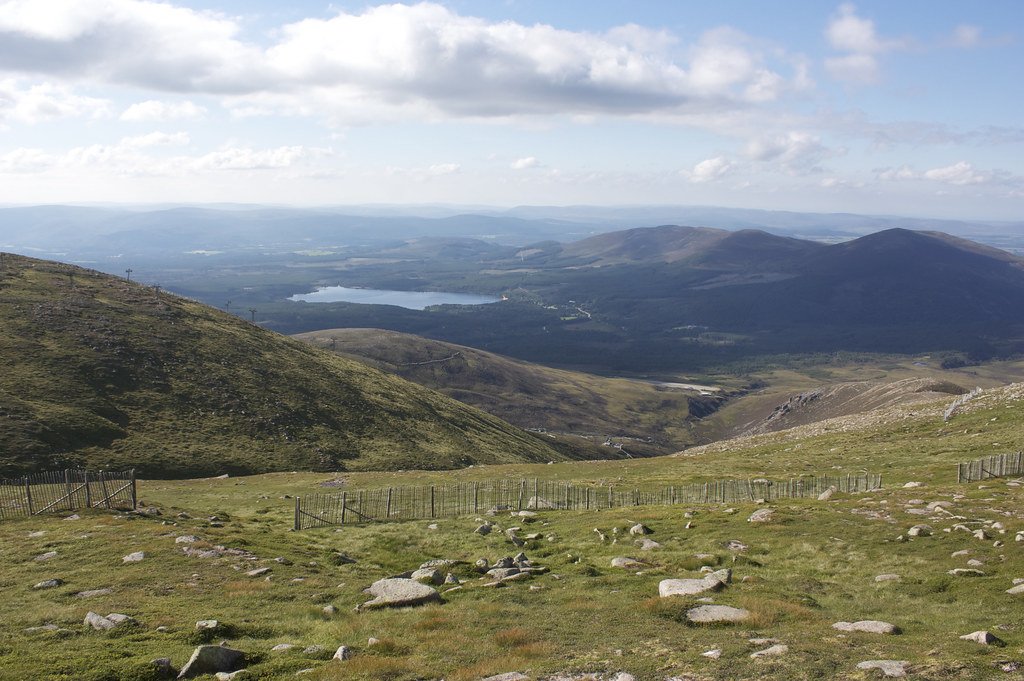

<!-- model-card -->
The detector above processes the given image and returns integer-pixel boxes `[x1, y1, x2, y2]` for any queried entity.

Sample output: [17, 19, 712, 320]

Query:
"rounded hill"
[0, 253, 567, 478]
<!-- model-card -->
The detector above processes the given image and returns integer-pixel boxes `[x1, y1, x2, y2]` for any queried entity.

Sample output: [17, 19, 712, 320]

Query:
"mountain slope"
[293, 327, 725, 456]
[0, 253, 571, 478]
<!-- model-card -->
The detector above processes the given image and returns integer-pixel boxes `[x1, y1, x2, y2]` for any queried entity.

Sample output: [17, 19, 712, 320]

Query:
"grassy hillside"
[293, 328, 725, 457]
[0, 383, 1021, 680]
[0, 254, 573, 478]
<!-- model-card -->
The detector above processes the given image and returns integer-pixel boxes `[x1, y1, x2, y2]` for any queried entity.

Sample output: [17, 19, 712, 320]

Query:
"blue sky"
[0, 1, 1021, 219]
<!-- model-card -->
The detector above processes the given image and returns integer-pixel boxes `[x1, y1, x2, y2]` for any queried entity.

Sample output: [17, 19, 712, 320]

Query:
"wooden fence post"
[24, 477, 33, 515]
[130, 469, 137, 509]
[84, 470, 91, 508]
[294, 496, 300, 531]
[65, 469, 74, 511]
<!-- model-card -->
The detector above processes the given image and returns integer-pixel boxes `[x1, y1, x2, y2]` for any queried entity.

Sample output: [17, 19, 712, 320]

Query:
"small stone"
[480, 673, 528, 681]
[818, 487, 836, 501]
[702, 648, 722, 659]
[903, 481, 923, 488]
[1004, 584, 1024, 595]
[747, 509, 774, 523]
[659, 578, 723, 597]
[333, 646, 351, 661]
[959, 630, 1004, 645]
[246, 567, 271, 577]
[856, 660, 910, 678]
[214, 671, 249, 681]
[832, 620, 899, 634]
[974, 529, 991, 540]
[907, 524, 932, 537]
[196, 620, 220, 630]
[629, 523, 651, 537]
[411, 568, 443, 585]
[322, 605, 338, 615]
[303, 645, 325, 655]
[948, 568, 985, 577]
[178, 645, 245, 678]
[750, 644, 788, 659]
[34, 551, 58, 561]
[367, 637, 381, 647]
[474, 524, 492, 535]
[611, 557, 647, 570]
[875, 574, 901, 582]
[427, 523, 439, 530]
[75, 589, 114, 598]
[686, 605, 749, 623]
[175, 535, 201, 544]
[123, 551, 146, 563]
[636, 539, 661, 550]
[84, 612, 116, 631]
[33, 579, 62, 589]
[271, 644, 296, 652]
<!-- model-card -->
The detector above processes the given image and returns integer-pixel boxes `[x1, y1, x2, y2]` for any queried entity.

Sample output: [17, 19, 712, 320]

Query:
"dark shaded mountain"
[293, 327, 725, 456]
[0, 253, 581, 478]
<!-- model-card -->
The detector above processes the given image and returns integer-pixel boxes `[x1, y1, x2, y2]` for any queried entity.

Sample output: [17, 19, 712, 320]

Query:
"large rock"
[84, 612, 116, 631]
[686, 605, 749, 623]
[358, 578, 442, 611]
[628, 523, 651, 537]
[177, 645, 245, 679]
[959, 630, 1004, 645]
[832, 620, 899, 634]
[659, 578, 723, 597]
[856, 660, 909, 678]
[747, 509, 774, 523]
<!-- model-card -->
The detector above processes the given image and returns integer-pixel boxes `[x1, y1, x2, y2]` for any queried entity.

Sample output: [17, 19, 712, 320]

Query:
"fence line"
[294, 473, 883, 530]
[956, 451, 1024, 483]
[0, 469, 136, 520]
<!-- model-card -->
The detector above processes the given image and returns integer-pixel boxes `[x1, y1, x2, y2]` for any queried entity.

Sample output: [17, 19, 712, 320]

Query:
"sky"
[0, 0, 1022, 220]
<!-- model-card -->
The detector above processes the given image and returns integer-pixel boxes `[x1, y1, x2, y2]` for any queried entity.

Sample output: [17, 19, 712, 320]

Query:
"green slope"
[294, 327, 726, 456]
[0, 253, 569, 478]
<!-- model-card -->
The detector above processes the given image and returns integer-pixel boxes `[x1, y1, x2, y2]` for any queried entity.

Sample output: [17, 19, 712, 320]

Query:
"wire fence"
[0, 469, 136, 520]
[295, 472, 883, 529]
[956, 451, 1024, 483]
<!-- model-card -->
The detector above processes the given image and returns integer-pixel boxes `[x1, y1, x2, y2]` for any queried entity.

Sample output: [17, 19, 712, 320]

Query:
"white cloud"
[0, 0, 809, 124]
[825, 53, 879, 85]
[744, 131, 831, 173]
[0, 79, 110, 122]
[428, 163, 460, 175]
[923, 161, 993, 185]
[823, 4, 911, 84]
[946, 24, 981, 48]
[121, 131, 190, 147]
[875, 165, 919, 182]
[683, 156, 733, 183]
[511, 157, 539, 170]
[120, 100, 206, 121]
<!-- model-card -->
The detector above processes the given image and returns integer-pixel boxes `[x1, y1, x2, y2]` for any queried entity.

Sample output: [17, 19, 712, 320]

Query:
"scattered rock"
[818, 487, 836, 501]
[832, 620, 899, 634]
[214, 671, 249, 681]
[411, 568, 443, 585]
[481, 673, 528, 681]
[907, 524, 932, 537]
[358, 578, 442, 611]
[948, 568, 985, 577]
[686, 605, 749, 623]
[747, 509, 774, 523]
[75, 588, 114, 598]
[875, 574, 901, 582]
[723, 540, 748, 552]
[177, 645, 245, 679]
[303, 646, 325, 655]
[196, 620, 220, 631]
[123, 551, 146, 563]
[960, 630, 1004, 645]
[702, 648, 723, 659]
[245, 567, 271, 578]
[635, 539, 661, 550]
[84, 612, 117, 631]
[974, 529, 991, 540]
[628, 523, 651, 537]
[1005, 584, 1024, 595]
[271, 644, 296, 652]
[660, 578, 723, 597]
[175, 535, 201, 544]
[750, 644, 789, 659]
[322, 605, 338, 615]
[611, 557, 647, 570]
[33, 579, 62, 589]
[903, 482, 923, 488]
[333, 646, 351, 661]
[856, 660, 910, 678]
[34, 551, 58, 561]
[474, 524, 492, 536]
